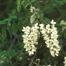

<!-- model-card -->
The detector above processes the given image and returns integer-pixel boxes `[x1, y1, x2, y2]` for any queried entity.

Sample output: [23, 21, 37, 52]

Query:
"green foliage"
[0, 0, 66, 66]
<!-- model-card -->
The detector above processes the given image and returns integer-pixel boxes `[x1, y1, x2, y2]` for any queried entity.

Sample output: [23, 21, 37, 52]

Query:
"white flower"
[50, 19, 56, 25]
[40, 20, 61, 57]
[64, 57, 66, 66]
[50, 49, 55, 57]
[22, 23, 39, 56]
[46, 24, 50, 29]
[46, 24, 51, 33]
[22, 26, 30, 34]
[22, 19, 60, 57]
[39, 24, 44, 29]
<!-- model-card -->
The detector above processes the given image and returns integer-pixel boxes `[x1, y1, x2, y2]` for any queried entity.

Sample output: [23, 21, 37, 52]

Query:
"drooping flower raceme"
[49, 20, 61, 57]
[64, 57, 66, 66]
[22, 6, 61, 57]
[40, 20, 61, 57]
[22, 23, 39, 56]
[22, 18, 60, 57]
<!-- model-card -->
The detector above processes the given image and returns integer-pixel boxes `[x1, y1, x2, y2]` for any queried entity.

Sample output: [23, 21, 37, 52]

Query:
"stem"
[33, 62, 41, 66]
[29, 53, 36, 66]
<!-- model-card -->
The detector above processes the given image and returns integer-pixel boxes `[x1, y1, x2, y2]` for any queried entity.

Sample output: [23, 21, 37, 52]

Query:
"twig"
[33, 62, 41, 66]
[29, 53, 36, 66]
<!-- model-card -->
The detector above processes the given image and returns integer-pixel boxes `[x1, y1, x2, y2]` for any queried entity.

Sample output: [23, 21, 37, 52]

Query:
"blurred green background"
[0, 0, 66, 66]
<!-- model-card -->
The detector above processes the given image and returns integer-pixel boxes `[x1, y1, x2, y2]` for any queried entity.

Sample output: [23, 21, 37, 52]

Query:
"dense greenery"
[0, 0, 66, 66]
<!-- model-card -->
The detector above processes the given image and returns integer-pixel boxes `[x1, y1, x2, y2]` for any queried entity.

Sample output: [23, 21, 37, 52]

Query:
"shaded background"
[0, 0, 66, 66]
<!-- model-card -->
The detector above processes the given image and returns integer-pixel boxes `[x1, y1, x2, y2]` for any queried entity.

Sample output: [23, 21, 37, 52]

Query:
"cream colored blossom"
[46, 24, 51, 33]
[51, 19, 56, 25]
[22, 18, 60, 57]
[22, 23, 39, 56]
[40, 20, 61, 57]
[64, 57, 66, 66]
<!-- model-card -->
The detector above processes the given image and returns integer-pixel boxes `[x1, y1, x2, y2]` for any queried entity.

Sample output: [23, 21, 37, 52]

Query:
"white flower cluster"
[22, 23, 39, 56]
[40, 20, 61, 57]
[64, 57, 66, 66]
[22, 17, 60, 57]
